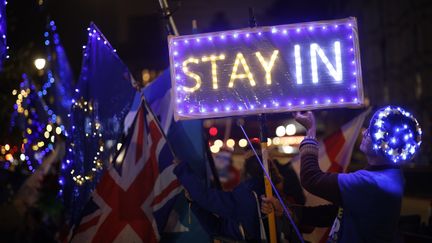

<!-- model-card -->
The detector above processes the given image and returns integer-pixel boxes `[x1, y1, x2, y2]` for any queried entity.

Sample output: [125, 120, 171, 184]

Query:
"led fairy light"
[64, 24, 121, 187]
[201, 54, 225, 89]
[0, 0, 7, 64]
[369, 106, 422, 163]
[170, 18, 362, 120]
[69, 97, 104, 185]
[9, 75, 67, 173]
[228, 52, 256, 88]
[255, 50, 279, 85]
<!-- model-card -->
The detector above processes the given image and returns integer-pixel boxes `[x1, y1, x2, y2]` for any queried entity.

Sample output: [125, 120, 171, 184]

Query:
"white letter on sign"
[255, 50, 279, 85]
[228, 52, 256, 88]
[294, 45, 303, 84]
[182, 58, 202, 92]
[201, 54, 226, 90]
[310, 41, 342, 83]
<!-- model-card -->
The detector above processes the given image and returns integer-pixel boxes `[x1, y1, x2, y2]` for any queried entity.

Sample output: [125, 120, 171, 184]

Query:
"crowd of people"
[175, 106, 422, 243]
[0, 106, 422, 243]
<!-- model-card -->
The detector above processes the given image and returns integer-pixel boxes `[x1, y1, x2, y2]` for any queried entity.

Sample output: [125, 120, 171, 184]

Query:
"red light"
[209, 127, 218, 136]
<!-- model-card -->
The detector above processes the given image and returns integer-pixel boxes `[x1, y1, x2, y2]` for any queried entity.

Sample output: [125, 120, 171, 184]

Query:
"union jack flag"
[71, 100, 181, 242]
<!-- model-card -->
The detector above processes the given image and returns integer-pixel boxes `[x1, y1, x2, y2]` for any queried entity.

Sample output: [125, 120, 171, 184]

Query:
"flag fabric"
[292, 109, 370, 243]
[63, 23, 135, 223]
[42, 20, 75, 128]
[71, 100, 181, 242]
[125, 70, 210, 242]
[0, 0, 6, 70]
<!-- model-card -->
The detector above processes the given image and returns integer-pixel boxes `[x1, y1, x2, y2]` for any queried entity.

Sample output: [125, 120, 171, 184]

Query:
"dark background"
[1, 0, 432, 197]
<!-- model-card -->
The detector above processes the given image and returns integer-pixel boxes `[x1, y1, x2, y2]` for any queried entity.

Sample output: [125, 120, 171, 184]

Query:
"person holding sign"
[174, 153, 285, 242]
[261, 107, 422, 242]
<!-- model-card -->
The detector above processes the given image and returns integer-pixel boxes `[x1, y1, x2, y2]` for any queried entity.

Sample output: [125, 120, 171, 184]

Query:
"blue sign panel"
[168, 17, 364, 120]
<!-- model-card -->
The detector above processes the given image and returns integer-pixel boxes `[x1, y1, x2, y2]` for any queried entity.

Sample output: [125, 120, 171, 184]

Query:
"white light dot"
[226, 139, 235, 148]
[214, 139, 223, 148]
[34, 58, 46, 70]
[286, 124, 297, 136]
[55, 127, 62, 135]
[210, 145, 220, 153]
[267, 138, 272, 146]
[276, 126, 286, 137]
[239, 139, 248, 148]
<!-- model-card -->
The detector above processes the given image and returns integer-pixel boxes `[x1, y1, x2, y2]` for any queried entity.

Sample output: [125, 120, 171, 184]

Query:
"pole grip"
[259, 114, 277, 243]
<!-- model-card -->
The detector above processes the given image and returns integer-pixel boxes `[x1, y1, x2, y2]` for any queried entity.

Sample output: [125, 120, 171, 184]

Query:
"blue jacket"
[174, 162, 265, 241]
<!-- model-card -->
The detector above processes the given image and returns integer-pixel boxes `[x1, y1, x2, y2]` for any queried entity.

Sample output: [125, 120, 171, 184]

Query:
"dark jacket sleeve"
[174, 162, 237, 218]
[190, 202, 243, 239]
[292, 204, 339, 227]
[299, 138, 342, 204]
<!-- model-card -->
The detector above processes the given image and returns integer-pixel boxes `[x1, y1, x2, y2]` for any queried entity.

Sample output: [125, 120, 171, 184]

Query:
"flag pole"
[142, 97, 178, 160]
[259, 114, 277, 243]
[248, 7, 277, 242]
[158, 0, 179, 36]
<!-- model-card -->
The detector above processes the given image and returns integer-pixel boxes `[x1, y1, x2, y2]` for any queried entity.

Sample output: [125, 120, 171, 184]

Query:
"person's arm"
[299, 139, 341, 204]
[294, 111, 342, 205]
[174, 161, 237, 218]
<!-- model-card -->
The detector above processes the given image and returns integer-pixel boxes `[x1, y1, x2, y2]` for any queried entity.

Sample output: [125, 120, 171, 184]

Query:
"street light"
[34, 58, 46, 70]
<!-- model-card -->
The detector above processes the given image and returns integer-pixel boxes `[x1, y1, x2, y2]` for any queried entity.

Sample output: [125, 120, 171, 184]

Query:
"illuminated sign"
[168, 17, 364, 120]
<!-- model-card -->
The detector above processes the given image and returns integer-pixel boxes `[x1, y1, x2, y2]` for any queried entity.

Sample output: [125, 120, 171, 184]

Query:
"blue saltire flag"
[124, 70, 210, 242]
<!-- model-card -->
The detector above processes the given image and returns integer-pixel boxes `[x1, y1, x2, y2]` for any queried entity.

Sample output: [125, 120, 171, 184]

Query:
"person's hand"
[261, 195, 283, 217]
[294, 111, 316, 138]
[184, 189, 193, 202]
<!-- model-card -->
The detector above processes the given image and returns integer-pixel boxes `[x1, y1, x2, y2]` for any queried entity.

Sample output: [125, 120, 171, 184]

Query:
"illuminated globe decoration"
[369, 106, 422, 163]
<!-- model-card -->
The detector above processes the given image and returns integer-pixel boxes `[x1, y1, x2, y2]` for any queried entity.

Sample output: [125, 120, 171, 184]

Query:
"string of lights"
[7, 74, 66, 173]
[62, 24, 123, 190]
[0, 0, 9, 68]
[369, 106, 422, 163]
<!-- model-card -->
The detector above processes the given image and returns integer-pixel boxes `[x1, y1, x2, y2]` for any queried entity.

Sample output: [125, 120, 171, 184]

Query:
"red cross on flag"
[292, 109, 370, 243]
[71, 100, 181, 243]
